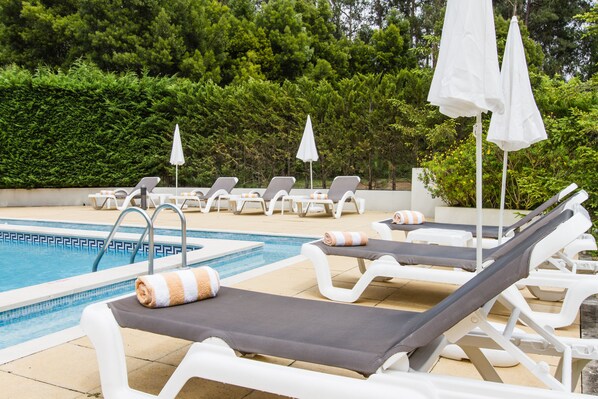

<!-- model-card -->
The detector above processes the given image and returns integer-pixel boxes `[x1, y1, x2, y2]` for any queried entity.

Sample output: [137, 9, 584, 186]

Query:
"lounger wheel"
[527, 285, 567, 302]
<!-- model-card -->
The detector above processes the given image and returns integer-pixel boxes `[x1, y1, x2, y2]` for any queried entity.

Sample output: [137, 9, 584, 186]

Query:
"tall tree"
[495, 0, 594, 78]
[0, 0, 82, 68]
[255, 0, 313, 81]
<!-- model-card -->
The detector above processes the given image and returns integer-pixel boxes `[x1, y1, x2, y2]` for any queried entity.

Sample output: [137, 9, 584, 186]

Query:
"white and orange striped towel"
[392, 210, 425, 225]
[135, 267, 220, 308]
[99, 190, 115, 195]
[323, 231, 368, 246]
[181, 191, 196, 197]
[241, 192, 260, 198]
[310, 193, 328, 200]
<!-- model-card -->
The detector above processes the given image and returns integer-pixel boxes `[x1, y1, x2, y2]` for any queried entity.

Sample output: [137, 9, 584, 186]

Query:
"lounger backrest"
[133, 177, 161, 193]
[507, 183, 578, 233]
[488, 204, 576, 260]
[204, 177, 238, 198]
[261, 176, 295, 201]
[327, 176, 360, 202]
[383, 209, 572, 359]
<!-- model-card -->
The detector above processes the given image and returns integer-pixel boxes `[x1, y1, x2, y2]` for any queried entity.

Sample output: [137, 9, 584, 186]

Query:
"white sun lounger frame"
[81, 232, 591, 399]
[301, 205, 593, 329]
[81, 300, 589, 399]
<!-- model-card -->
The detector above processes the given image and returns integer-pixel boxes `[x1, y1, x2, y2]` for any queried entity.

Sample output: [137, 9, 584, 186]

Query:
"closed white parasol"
[428, 0, 504, 270]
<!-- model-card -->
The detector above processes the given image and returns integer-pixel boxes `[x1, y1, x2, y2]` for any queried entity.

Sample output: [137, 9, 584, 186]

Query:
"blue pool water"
[0, 241, 153, 292]
[0, 218, 310, 270]
[0, 218, 314, 350]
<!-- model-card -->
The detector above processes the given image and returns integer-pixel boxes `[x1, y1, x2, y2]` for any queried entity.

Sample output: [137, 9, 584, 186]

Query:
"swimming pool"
[0, 229, 200, 291]
[0, 219, 313, 354]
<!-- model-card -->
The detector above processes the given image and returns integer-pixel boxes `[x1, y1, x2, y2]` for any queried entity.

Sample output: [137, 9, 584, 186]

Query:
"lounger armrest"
[264, 190, 289, 215]
[209, 189, 229, 199]
[339, 190, 356, 202]
[114, 189, 128, 198]
[333, 191, 363, 218]
[191, 189, 204, 197]
[116, 189, 142, 211]
[371, 222, 392, 240]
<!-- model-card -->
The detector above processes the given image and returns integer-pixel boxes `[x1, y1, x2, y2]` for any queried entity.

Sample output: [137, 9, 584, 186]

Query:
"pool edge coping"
[0, 224, 263, 311]
[0, 254, 305, 365]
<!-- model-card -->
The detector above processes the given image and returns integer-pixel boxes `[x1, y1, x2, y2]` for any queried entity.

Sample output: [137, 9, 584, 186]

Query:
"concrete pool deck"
[0, 205, 587, 398]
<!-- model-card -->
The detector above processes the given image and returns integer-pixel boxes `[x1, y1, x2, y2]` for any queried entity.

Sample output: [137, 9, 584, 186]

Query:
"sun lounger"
[372, 183, 578, 242]
[303, 204, 595, 328]
[88, 177, 161, 210]
[167, 177, 238, 213]
[229, 176, 295, 216]
[82, 222, 589, 399]
[372, 189, 596, 301]
[295, 175, 365, 218]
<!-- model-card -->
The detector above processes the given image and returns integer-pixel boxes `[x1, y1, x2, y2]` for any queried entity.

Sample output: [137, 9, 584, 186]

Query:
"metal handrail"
[92, 207, 154, 274]
[129, 203, 188, 269]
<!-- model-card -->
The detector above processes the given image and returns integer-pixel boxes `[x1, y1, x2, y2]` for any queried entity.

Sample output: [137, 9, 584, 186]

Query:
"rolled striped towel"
[135, 266, 220, 308]
[392, 210, 425, 225]
[323, 231, 368, 246]
[310, 193, 328, 200]
[242, 192, 259, 198]
[100, 190, 115, 195]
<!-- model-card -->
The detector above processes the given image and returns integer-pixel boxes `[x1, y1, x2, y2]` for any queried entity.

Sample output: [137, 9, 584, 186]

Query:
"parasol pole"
[497, 150, 509, 244]
[475, 113, 483, 272]
[175, 165, 179, 197]
[309, 161, 313, 189]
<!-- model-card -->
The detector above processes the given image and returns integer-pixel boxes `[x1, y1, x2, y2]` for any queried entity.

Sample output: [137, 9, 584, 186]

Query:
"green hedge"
[0, 63, 449, 189]
[0, 64, 172, 187]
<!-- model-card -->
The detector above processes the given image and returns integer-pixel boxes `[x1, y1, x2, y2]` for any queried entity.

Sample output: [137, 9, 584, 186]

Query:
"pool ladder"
[92, 203, 187, 274]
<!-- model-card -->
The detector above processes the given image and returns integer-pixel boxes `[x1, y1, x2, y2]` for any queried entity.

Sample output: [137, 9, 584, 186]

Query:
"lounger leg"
[299, 202, 310, 217]
[233, 200, 244, 215]
[333, 202, 343, 218]
[324, 203, 333, 216]
[555, 357, 589, 390]
[99, 198, 110, 210]
[89, 197, 100, 210]
[461, 346, 503, 383]
[81, 303, 153, 399]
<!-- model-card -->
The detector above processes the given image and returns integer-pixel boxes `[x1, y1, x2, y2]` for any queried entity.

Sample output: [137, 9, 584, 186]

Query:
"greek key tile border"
[0, 231, 200, 255]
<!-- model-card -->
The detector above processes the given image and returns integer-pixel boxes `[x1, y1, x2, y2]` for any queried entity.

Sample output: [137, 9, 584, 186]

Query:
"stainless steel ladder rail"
[129, 203, 188, 270]
[92, 207, 154, 274]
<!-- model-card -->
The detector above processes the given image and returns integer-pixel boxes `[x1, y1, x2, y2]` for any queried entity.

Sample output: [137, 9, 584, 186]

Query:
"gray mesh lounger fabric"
[193, 177, 237, 200]
[261, 177, 295, 201]
[327, 176, 360, 202]
[115, 176, 160, 199]
[109, 238, 533, 376]
[314, 238, 480, 271]
[317, 209, 573, 272]
[381, 188, 568, 239]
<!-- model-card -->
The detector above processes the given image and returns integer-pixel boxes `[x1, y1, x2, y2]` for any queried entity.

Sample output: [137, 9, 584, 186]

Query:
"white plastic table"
[217, 194, 235, 212]
[405, 228, 473, 247]
[281, 195, 308, 215]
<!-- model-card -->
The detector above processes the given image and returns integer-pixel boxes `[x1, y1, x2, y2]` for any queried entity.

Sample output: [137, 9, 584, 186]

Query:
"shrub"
[421, 75, 598, 235]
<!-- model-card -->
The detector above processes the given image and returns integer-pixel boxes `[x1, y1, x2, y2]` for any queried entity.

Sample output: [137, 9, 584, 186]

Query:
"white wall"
[410, 168, 445, 218]
[0, 188, 96, 207]
[434, 206, 528, 225]
[0, 186, 412, 212]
